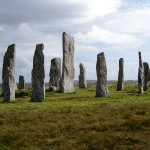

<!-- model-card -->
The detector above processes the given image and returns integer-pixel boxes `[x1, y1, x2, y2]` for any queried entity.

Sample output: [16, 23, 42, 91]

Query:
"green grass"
[0, 85, 150, 150]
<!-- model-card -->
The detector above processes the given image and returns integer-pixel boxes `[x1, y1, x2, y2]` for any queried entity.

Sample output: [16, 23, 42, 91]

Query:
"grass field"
[0, 85, 150, 150]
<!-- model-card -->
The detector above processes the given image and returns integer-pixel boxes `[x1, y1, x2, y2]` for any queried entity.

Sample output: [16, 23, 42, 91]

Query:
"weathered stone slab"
[60, 32, 75, 93]
[49, 58, 61, 88]
[79, 63, 87, 88]
[2, 44, 16, 101]
[18, 75, 25, 90]
[117, 58, 124, 91]
[143, 62, 150, 91]
[31, 44, 45, 102]
[96, 52, 110, 97]
[138, 51, 144, 94]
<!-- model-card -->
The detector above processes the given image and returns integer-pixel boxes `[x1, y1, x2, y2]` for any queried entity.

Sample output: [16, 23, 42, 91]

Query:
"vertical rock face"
[143, 62, 150, 91]
[60, 32, 75, 93]
[117, 58, 124, 91]
[31, 44, 45, 102]
[49, 58, 61, 87]
[79, 63, 87, 88]
[2, 44, 16, 101]
[138, 51, 144, 94]
[96, 52, 110, 97]
[18, 75, 25, 90]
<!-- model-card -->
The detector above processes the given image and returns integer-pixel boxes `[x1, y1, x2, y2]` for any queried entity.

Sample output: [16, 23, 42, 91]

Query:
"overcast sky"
[0, 0, 150, 83]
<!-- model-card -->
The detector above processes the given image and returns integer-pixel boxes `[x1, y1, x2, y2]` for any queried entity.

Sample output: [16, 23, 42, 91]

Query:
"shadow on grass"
[65, 96, 92, 101]
[124, 89, 140, 96]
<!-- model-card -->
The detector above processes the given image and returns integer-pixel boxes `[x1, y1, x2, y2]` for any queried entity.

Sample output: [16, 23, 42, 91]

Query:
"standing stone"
[31, 44, 45, 102]
[138, 51, 144, 94]
[60, 32, 75, 93]
[2, 44, 16, 101]
[18, 75, 25, 90]
[96, 52, 110, 97]
[143, 62, 150, 91]
[116, 58, 124, 91]
[79, 63, 87, 88]
[49, 58, 61, 88]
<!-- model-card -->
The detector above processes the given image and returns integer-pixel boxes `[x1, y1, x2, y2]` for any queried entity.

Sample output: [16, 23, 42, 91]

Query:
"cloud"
[67, 0, 122, 17]
[0, 0, 85, 25]
[1, 0, 150, 83]
[74, 25, 142, 48]
[17, 22, 34, 37]
[102, 7, 150, 36]
[0, 26, 5, 32]
[16, 57, 32, 69]
[0, 0, 123, 27]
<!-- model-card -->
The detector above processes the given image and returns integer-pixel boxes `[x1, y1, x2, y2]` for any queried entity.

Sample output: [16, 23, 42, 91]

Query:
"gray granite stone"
[143, 62, 150, 91]
[79, 63, 87, 88]
[96, 52, 110, 97]
[60, 32, 75, 93]
[117, 58, 124, 91]
[138, 51, 144, 94]
[18, 75, 25, 90]
[49, 58, 61, 88]
[31, 44, 45, 102]
[2, 44, 16, 101]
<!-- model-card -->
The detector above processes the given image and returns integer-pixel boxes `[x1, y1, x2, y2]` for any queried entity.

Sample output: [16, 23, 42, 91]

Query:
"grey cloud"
[16, 57, 32, 69]
[122, 0, 150, 9]
[0, 0, 87, 25]
[1, 0, 150, 83]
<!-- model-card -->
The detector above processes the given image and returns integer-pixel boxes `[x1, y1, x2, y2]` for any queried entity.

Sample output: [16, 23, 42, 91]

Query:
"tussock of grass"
[0, 85, 150, 149]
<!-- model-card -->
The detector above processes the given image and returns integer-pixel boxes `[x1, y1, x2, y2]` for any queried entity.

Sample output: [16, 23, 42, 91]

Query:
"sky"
[0, 0, 150, 83]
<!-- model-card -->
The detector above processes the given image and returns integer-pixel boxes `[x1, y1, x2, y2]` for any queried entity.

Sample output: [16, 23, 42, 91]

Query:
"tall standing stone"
[60, 32, 75, 93]
[18, 75, 25, 90]
[31, 44, 45, 102]
[79, 63, 87, 88]
[116, 58, 124, 91]
[49, 58, 61, 88]
[143, 62, 150, 91]
[96, 52, 110, 97]
[2, 44, 16, 101]
[138, 51, 144, 94]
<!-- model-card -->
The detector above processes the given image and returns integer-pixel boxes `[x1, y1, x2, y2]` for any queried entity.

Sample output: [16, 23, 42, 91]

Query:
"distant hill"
[0, 80, 137, 89]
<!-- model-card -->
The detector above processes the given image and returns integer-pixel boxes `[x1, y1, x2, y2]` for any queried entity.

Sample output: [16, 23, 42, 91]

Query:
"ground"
[0, 85, 150, 150]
